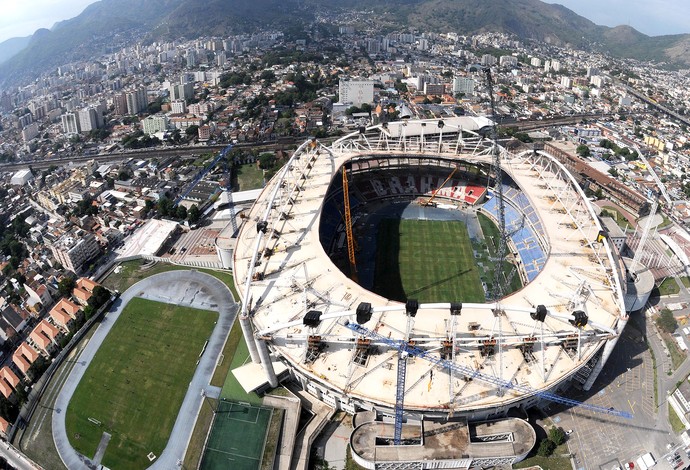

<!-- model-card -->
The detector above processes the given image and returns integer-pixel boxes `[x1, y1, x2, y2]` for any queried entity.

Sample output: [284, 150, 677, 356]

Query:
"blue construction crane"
[174, 144, 234, 206]
[344, 321, 632, 442]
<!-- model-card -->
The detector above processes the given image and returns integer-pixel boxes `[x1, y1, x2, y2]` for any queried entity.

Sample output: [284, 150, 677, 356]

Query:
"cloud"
[0, 0, 98, 42]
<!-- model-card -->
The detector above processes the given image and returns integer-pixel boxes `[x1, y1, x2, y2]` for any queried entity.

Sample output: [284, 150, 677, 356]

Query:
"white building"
[499, 55, 517, 67]
[125, 87, 147, 115]
[339, 79, 375, 107]
[78, 107, 99, 133]
[50, 230, 100, 273]
[142, 115, 169, 135]
[171, 100, 187, 114]
[61, 113, 80, 134]
[21, 123, 39, 142]
[560, 76, 573, 88]
[10, 169, 34, 186]
[452, 77, 475, 96]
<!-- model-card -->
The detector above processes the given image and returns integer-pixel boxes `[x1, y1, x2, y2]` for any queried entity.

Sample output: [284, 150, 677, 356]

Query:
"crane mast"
[484, 67, 508, 300]
[342, 165, 357, 281]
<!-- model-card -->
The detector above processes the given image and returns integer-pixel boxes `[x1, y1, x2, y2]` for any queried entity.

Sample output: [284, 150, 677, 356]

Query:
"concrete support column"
[256, 336, 278, 388]
[583, 316, 628, 391]
[240, 314, 261, 364]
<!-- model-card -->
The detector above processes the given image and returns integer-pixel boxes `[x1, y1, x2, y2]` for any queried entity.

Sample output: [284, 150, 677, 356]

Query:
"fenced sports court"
[200, 399, 272, 470]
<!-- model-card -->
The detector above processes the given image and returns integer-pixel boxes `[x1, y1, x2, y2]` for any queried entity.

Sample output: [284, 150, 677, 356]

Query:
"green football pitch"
[373, 218, 485, 303]
[65, 297, 217, 469]
[200, 400, 272, 470]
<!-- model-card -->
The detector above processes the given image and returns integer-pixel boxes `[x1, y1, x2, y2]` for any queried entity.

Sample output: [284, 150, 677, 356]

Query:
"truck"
[636, 452, 656, 470]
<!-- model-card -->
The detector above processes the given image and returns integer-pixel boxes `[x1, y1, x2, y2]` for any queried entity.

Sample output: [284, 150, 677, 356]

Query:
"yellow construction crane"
[342, 165, 358, 281]
[420, 166, 458, 206]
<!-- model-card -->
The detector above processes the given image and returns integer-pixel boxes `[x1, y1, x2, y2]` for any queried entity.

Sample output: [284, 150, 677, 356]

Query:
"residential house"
[28, 320, 61, 356]
[49, 298, 81, 331]
[0, 366, 20, 400]
[12, 342, 39, 376]
[73, 278, 100, 306]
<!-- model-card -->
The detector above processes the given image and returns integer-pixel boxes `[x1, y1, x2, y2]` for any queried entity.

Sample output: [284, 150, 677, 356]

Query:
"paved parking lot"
[553, 322, 670, 469]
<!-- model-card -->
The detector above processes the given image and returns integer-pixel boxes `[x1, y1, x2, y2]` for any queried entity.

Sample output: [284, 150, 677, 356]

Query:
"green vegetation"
[657, 307, 678, 334]
[600, 206, 630, 229]
[682, 277, 690, 289]
[219, 321, 263, 404]
[658, 277, 681, 296]
[65, 298, 217, 469]
[345, 445, 367, 470]
[210, 319, 242, 387]
[372, 219, 484, 303]
[260, 408, 284, 470]
[599, 138, 638, 161]
[662, 333, 686, 370]
[513, 442, 572, 469]
[234, 162, 265, 191]
[669, 403, 686, 433]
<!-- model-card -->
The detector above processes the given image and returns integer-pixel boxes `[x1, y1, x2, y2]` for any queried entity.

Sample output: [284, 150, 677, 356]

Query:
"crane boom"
[422, 166, 458, 206]
[342, 165, 357, 280]
[345, 321, 633, 419]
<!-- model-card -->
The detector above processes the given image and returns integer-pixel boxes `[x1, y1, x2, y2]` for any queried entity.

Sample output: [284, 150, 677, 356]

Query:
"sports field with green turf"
[65, 297, 217, 469]
[200, 400, 272, 470]
[373, 218, 485, 303]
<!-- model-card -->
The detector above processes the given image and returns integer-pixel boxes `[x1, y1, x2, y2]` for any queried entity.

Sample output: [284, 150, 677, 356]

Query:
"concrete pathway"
[52, 270, 237, 469]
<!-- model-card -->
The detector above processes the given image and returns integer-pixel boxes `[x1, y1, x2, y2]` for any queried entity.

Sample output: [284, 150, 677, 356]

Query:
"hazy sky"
[545, 0, 690, 36]
[0, 0, 689, 44]
[0, 0, 98, 43]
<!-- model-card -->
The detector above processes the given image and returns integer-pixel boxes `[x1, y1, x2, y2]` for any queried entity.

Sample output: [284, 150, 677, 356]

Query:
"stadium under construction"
[231, 116, 632, 468]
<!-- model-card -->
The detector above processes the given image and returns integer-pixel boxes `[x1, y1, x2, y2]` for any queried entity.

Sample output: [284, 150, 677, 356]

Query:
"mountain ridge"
[0, 0, 688, 86]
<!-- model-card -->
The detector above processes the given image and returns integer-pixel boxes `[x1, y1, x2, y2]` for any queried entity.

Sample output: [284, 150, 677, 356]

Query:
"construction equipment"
[342, 164, 357, 281]
[484, 67, 509, 301]
[420, 166, 458, 206]
[344, 321, 633, 438]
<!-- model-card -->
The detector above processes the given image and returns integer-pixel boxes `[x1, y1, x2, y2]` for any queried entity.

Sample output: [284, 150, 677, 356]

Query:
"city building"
[12, 342, 39, 376]
[142, 115, 169, 135]
[339, 79, 375, 107]
[452, 77, 475, 96]
[125, 87, 148, 115]
[50, 229, 101, 273]
[61, 113, 80, 134]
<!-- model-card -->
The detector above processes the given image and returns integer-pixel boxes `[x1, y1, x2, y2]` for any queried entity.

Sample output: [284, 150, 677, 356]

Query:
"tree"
[548, 426, 565, 446]
[537, 438, 556, 457]
[576, 144, 591, 157]
[57, 277, 76, 298]
[176, 205, 188, 220]
[88, 286, 111, 310]
[657, 307, 677, 333]
[259, 153, 276, 170]
[158, 197, 174, 217]
[188, 205, 200, 224]
[185, 125, 199, 137]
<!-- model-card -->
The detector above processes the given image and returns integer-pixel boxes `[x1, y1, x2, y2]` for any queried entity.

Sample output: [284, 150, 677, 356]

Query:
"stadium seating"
[482, 184, 547, 282]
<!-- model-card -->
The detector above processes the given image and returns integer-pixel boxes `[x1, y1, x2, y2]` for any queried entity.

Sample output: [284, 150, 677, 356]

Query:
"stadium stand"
[482, 181, 548, 282]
